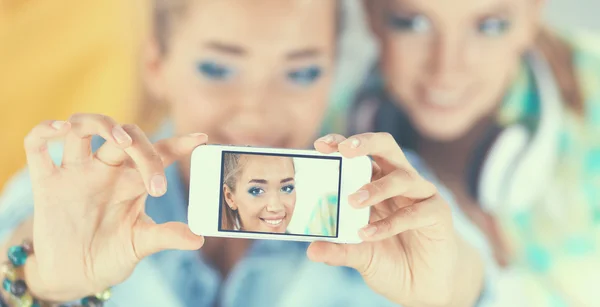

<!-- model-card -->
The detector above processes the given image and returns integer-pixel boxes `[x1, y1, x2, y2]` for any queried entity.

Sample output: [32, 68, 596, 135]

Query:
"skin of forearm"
[449, 235, 485, 307]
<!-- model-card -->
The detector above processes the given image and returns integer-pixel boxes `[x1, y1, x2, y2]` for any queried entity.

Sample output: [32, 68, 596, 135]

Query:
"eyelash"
[387, 14, 431, 33]
[387, 14, 511, 37]
[247, 185, 295, 196]
[281, 185, 295, 194]
[287, 66, 323, 86]
[477, 18, 511, 36]
[197, 61, 235, 81]
[248, 187, 264, 196]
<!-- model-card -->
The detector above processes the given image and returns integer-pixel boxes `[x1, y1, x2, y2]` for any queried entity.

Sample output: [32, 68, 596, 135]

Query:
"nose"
[265, 193, 285, 213]
[239, 72, 273, 110]
[222, 78, 286, 146]
[427, 33, 466, 83]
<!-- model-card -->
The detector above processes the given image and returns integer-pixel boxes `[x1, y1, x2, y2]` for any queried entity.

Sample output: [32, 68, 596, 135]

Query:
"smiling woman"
[221, 153, 297, 233]
[351, 0, 600, 305]
[220, 153, 341, 236]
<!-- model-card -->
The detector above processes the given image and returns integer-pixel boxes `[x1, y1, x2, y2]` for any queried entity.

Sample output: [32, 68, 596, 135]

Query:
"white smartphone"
[187, 145, 372, 244]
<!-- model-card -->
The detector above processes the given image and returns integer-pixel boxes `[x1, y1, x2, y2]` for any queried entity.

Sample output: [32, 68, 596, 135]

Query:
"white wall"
[544, 0, 600, 31]
[286, 157, 340, 233]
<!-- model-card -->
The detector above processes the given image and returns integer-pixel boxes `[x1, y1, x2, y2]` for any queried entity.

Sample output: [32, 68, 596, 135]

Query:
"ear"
[142, 37, 168, 102]
[224, 185, 238, 210]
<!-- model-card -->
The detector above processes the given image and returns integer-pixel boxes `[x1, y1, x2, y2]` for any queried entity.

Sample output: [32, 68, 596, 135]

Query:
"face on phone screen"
[219, 152, 341, 237]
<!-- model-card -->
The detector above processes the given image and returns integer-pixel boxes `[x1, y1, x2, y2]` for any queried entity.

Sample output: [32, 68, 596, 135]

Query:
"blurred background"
[0, 0, 598, 189]
[0, 1, 598, 306]
[0, 0, 600, 190]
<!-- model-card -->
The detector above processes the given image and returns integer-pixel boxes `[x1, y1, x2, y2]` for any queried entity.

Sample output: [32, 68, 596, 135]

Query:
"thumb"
[307, 241, 372, 273]
[133, 222, 205, 259]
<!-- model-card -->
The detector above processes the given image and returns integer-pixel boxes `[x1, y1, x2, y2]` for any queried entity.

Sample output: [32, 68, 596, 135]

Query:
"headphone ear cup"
[477, 125, 530, 214]
[467, 124, 504, 203]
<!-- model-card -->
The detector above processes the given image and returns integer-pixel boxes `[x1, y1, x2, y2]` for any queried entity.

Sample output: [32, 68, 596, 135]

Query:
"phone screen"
[218, 151, 342, 238]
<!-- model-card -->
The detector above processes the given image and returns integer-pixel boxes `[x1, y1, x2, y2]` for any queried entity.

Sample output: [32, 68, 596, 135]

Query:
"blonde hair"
[136, 0, 192, 132]
[221, 153, 244, 230]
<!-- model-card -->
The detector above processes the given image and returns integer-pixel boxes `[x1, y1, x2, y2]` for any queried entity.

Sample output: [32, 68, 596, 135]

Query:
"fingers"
[371, 160, 383, 181]
[358, 195, 452, 242]
[153, 133, 208, 167]
[314, 134, 347, 153]
[95, 133, 208, 168]
[62, 113, 132, 165]
[133, 221, 204, 260]
[94, 140, 132, 167]
[349, 169, 437, 208]
[119, 125, 168, 197]
[24, 120, 72, 180]
[307, 241, 373, 274]
[322, 132, 413, 173]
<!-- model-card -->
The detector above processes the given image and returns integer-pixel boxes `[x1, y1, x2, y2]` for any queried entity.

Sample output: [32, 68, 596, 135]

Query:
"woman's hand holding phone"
[22, 114, 206, 301]
[309, 133, 485, 307]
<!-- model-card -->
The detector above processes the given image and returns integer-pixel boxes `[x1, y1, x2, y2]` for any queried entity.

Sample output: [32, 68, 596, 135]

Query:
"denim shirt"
[0, 124, 494, 307]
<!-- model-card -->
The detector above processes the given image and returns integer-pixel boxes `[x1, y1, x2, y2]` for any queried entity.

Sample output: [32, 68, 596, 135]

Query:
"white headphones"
[477, 50, 564, 214]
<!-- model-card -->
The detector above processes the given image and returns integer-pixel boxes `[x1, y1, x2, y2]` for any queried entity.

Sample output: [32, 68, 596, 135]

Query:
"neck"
[416, 116, 496, 189]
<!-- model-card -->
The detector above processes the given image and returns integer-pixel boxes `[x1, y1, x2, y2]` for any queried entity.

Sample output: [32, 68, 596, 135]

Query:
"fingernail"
[319, 135, 334, 144]
[112, 126, 132, 144]
[51, 121, 67, 130]
[361, 225, 377, 237]
[345, 138, 360, 148]
[351, 190, 369, 207]
[189, 133, 207, 138]
[151, 175, 166, 195]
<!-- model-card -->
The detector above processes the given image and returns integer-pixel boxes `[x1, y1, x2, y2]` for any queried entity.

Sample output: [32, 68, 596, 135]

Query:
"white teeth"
[263, 219, 283, 225]
[426, 90, 462, 107]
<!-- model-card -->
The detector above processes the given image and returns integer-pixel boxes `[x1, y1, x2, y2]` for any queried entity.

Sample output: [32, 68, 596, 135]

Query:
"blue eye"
[478, 18, 511, 37]
[287, 66, 322, 86]
[197, 61, 235, 80]
[281, 185, 295, 194]
[248, 187, 264, 196]
[387, 14, 431, 33]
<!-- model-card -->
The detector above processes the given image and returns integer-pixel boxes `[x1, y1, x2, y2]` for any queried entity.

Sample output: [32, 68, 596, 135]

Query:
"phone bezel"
[187, 145, 372, 244]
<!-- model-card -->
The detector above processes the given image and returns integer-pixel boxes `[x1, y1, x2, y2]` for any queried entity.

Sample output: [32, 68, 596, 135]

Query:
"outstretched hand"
[307, 133, 484, 307]
[24, 114, 207, 301]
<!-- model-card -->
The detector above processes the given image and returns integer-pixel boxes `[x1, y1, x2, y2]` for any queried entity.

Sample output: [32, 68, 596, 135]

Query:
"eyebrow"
[389, 0, 512, 17]
[286, 48, 322, 60]
[280, 178, 295, 184]
[203, 41, 321, 60]
[479, 3, 512, 16]
[204, 41, 246, 56]
[248, 178, 295, 184]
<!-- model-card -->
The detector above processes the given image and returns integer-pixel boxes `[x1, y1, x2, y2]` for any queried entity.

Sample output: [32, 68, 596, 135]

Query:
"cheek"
[386, 37, 426, 75]
[472, 38, 526, 96]
[237, 195, 263, 214]
[382, 37, 428, 100]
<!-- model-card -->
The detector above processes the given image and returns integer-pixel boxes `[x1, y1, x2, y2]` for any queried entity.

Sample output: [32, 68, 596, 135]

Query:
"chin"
[413, 117, 474, 142]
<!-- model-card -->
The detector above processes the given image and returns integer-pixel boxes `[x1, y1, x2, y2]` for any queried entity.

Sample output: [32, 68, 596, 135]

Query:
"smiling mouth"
[260, 215, 286, 228]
